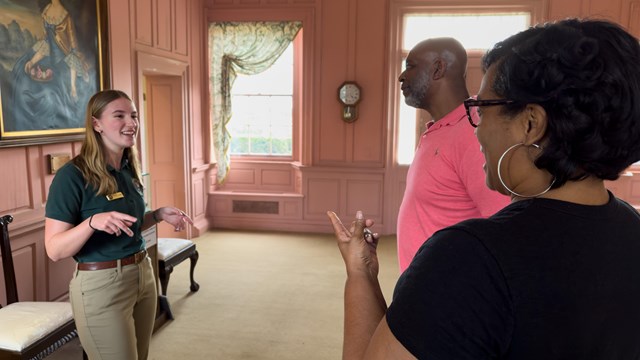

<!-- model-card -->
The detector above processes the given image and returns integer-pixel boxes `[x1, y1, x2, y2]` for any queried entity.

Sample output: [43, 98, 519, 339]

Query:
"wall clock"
[338, 81, 361, 122]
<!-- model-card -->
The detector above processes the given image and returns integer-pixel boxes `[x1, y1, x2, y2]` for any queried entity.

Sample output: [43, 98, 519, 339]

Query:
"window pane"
[403, 13, 530, 51]
[232, 45, 293, 95]
[230, 43, 294, 156]
[397, 95, 418, 165]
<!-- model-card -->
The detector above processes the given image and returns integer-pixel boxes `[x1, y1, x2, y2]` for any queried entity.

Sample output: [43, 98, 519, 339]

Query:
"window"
[208, 20, 302, 184]
[396, 13, 530, 165]
[403, 14, 531, 50]
[228, 38, 296, 157]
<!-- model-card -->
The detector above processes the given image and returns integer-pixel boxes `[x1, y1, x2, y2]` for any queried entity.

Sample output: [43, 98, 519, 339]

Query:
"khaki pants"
[70, 257, 157, 360]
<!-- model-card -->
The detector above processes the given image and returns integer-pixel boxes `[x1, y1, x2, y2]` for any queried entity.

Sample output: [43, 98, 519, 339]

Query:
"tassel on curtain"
[208, 21, 302, 184]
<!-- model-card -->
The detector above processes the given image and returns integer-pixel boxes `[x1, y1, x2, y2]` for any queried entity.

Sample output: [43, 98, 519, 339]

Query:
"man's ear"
[522, 104, 547, 145]
[432, 58, 447, 80]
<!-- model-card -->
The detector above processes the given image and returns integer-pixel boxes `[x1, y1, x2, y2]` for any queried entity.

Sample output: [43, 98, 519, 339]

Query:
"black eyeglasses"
[463, 97, 516, 127]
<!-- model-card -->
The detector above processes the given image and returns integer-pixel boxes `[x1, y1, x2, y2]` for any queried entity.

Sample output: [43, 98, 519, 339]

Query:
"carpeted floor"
[48, 229, 399, 359]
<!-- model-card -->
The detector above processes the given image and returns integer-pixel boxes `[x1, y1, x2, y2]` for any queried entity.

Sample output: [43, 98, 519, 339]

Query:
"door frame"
[136, 52, 193, 239]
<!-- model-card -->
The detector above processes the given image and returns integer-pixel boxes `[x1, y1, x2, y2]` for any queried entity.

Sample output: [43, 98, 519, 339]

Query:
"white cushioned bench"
[157, 238, 200, 298]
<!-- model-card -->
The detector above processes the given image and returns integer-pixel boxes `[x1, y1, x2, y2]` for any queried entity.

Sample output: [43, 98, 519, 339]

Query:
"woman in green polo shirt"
[44, 89, 193, 360]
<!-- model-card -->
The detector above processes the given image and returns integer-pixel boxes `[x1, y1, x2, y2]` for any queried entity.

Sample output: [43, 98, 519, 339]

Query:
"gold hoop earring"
[497, 142, 555, 198]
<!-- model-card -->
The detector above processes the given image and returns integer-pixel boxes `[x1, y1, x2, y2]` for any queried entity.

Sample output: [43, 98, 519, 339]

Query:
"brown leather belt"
[78, 250, 147, 271]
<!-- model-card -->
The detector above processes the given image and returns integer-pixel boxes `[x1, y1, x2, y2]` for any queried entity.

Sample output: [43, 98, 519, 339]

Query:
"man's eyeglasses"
[463, 97, 516, 127]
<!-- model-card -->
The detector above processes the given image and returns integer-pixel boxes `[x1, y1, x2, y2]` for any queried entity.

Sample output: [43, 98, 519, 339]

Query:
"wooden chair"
[0, 214, 84, 360]
[157, 238, 199, 319]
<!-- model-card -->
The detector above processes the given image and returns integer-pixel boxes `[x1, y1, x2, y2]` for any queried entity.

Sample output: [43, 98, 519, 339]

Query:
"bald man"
[396, 38, 509, 272]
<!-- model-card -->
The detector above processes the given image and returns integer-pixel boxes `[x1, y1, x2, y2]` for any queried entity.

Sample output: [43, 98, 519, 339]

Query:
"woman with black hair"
[328, 18, 640, 359]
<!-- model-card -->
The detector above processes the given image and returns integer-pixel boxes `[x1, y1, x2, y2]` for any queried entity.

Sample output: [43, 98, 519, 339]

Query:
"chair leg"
[189, 250, 200, 292]
[160, 265, 173, 296]
[158, 294, 174, 320]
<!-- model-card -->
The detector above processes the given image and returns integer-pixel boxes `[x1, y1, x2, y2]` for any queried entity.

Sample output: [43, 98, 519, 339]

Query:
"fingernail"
[356, 211, 363, 220]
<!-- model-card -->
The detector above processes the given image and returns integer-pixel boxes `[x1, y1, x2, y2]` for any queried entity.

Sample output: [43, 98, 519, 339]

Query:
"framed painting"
[0, 0, 109, 147]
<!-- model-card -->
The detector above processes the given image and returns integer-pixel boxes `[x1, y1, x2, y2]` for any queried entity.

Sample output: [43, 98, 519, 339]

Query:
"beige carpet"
[48, 229, 399, 359]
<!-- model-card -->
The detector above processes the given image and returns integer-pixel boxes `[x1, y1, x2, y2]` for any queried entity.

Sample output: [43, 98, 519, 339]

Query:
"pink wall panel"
[108, 0, 134, 94]
[189, 0, 206, 165]
[226, 168, 257, 184]
[630, 176, 640, 200]
[213, 198, 231, 212]
[191, 173, 209, 236]
[155, 0, 173, 51]
[313, 0, 388, 167]
[627, 1, 640, 36]
[135, 0, 154, 46]
[193, 177, 206, 216]
[548, 0, 582, 18]
[262, 169, 292, 186]
[174, 0, 189, 55]
[352, 0, 386, 165]
[587, 0, 623, 20]
[300, 168, 385, 226]
[346, 179, 383, 218]
[0, 148, 31, 213]
[306, 179, 341, 216]
[316, 0, 351, 164]
[47, 256, 76, 301]
[283, 200, 300, 217]
[13, 244, 35, 301]
[466, 54, 485, 95]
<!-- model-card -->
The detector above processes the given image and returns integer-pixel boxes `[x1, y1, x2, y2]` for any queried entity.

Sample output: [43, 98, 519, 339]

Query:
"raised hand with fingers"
[327, 210, 380, 277]
[153, 207, 194, 232]
[89, 211, 137, 237]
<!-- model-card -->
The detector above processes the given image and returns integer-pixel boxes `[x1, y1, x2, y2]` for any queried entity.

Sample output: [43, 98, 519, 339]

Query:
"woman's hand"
[154, 207, 194, 231]
[89, 211, 137, 237]
[327, 210, 380, 277]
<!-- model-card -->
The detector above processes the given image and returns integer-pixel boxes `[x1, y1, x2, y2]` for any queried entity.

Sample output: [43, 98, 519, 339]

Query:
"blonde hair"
[72, 90, 143, 196]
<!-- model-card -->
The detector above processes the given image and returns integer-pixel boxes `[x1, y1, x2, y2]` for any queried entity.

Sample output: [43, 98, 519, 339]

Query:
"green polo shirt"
[45, 159, 146, 263]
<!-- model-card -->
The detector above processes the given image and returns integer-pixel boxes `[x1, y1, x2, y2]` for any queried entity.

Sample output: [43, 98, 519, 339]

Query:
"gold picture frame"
[0, 0, 110, 147]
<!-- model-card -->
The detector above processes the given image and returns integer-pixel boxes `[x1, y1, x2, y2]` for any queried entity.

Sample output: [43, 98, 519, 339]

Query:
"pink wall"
[207, 0, 640, 234]
[1, 0, 640, 302]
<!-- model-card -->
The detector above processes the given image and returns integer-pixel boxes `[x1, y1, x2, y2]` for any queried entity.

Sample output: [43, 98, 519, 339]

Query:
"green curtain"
[208, 21, 302, 184]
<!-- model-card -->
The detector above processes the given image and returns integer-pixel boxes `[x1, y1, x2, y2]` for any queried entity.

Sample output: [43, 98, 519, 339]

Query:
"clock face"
[339, 83, 361, 105]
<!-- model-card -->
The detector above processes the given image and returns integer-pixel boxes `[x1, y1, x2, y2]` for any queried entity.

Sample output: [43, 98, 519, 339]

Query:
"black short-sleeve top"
[387, 194, 640, 359]
[45, 159, 146, 263]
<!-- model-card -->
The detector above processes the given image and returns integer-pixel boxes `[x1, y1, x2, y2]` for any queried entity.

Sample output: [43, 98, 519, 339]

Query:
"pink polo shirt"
[396, 104, 510, 272]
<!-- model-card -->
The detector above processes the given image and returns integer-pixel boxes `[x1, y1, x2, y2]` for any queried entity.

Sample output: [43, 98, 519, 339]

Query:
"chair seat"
[0, 302, 73, 351]
[157, 238, 194, 260]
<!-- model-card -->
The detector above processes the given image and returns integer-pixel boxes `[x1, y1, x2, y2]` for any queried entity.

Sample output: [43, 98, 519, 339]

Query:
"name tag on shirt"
[106, 192, 124, 201]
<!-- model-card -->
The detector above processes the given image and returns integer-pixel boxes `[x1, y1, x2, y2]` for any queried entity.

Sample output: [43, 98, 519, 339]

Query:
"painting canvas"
[0, 0, 108, 143]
